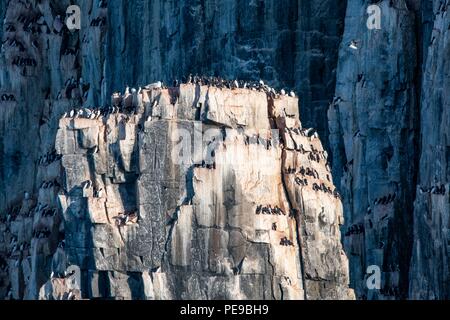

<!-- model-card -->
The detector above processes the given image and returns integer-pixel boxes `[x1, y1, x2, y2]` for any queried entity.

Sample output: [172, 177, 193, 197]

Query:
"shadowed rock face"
[408, 0, 450, 299]
[0, 0, 448, 300]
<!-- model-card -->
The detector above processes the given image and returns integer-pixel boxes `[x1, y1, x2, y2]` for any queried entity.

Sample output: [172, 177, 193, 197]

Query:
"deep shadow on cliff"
[0, 0, 448, 299]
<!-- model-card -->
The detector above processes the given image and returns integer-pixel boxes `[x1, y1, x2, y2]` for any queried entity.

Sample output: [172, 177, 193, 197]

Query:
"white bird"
[289, 91, 295, 97]
[76, 109, 83, 118]
[259, 80, 264, 86]
[24, 192, 30, 200]
[349, 40, 359, 50]
[280, 89, 286, 95]
[69, 109, 75, 118]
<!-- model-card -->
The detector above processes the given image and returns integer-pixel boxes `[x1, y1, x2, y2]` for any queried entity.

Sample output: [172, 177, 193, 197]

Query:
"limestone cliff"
[0, 83, 354, 300]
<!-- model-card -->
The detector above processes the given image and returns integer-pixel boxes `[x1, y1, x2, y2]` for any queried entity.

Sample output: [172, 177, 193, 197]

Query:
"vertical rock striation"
[409, 0, 449, 299]
[0, 0, 448, 300]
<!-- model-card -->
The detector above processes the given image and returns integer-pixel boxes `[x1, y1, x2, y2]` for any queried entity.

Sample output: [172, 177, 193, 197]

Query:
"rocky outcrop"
[0, 84, 354, 300]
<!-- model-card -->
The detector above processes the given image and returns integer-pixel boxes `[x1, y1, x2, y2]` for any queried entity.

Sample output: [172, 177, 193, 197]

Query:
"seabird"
[289, 91, 295, 97]
[349, 40, 359, 50]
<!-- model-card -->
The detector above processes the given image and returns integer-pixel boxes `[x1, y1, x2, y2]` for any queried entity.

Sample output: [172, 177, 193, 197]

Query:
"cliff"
[0, 83, 354, 300]
[328, 0, 449, 299]
[0, 0, 448, 300]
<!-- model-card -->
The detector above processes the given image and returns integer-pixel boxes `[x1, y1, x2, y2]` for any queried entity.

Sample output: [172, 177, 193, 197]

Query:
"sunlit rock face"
[0, 83, 354, 300]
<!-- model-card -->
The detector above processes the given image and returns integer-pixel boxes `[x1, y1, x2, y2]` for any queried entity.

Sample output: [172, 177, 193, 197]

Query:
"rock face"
[328, 1, 419, 299]
[408, 0, 449, 299]
[328, 0, 449, 300]
[0, 83, 354, 300]
[0, 0, 448, 300]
